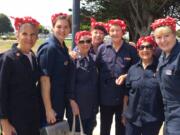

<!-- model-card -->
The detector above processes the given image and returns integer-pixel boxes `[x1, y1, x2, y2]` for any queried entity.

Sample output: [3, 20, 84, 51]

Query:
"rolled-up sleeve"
[37, 46, 56, 76]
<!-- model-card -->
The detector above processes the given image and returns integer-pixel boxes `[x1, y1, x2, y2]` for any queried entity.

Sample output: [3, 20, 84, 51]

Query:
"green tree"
[39, 25, 50, 34]
[0, 13, 14, 34]
[81, 0, 180, 41]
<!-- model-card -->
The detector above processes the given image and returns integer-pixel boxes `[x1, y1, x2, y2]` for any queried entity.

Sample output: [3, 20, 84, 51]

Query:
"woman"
[96, 19, 138, 135]
[37, 13, 71, 126]
[68, 31, 98, 135]
[90, 18, 107, 54]
[124, 36, 164, 135]
[151, 16, 180, 135]
[0, 16, 40, 135]
[70, 18, 107, 57]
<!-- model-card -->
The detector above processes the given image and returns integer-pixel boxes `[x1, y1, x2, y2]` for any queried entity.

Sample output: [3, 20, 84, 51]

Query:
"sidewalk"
[93, 113, 163, 135]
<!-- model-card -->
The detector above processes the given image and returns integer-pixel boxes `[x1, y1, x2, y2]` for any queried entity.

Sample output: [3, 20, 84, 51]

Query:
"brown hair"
[52, 15, 71, 30]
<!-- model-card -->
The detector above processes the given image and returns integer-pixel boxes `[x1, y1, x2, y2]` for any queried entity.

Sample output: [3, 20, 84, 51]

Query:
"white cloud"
[0, 0, 73, 27]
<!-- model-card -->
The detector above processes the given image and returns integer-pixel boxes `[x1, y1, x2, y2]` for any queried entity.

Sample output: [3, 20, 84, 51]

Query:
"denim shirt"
[125, 59, 164, 126]
[37, 35, 71, 118]
[96, 41, 138, 106]
[68, 53, 98, 119]
[156, 41, 180, 134]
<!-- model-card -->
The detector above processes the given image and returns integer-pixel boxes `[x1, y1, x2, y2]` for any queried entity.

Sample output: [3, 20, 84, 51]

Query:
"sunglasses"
[138, 44, 153, 50]
[78, 39, 91, 44]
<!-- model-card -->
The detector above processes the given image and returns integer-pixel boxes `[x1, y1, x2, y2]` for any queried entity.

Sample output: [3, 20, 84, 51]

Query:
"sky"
[0, 0, 73, 28]
[0, 0, 179, 30]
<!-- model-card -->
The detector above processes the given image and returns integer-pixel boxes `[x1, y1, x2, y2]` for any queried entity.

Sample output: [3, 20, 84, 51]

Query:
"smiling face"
[52, 19, 71, 43]
[77, 35, 91, 56]
[91, 29, 105, 47]
[109, 24, 123, 44]
[138, 42, 154, 62]
[153, 26, 176, 54]
[16, 23, 38, 53]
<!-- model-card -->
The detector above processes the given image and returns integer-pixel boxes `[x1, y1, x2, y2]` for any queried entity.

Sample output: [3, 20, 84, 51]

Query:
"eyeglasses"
[138, 44, 153, 50]
[79, 39, 91, 44]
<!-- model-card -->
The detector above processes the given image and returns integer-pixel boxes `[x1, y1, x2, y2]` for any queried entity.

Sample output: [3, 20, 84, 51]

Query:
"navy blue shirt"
[157, 40, 180, 134]
[37, 35, 71, 119]
[0, 44, 40, 131]
[96, 41, 139, 106]
[124, 59, 164, 127]
[68, 53, 98, 119]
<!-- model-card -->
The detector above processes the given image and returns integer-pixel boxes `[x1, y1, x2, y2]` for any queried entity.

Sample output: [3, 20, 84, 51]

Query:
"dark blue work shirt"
[68, 53, 98, 119]
[37, 35, 71, 119]
[124, 59, 164, 127]
[0, 44, 40, 131]
[157, 40, 180, 134]
[96, 41, 139, 106]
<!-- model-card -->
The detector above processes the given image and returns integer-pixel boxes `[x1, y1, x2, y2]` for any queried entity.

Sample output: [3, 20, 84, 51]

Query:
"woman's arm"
[0, 55, 16, 135]
[0, 119, 16, 135]
[40, 76, 57, 124]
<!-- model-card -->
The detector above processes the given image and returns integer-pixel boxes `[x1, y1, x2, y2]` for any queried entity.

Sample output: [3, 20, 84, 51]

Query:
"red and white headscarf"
[11, 16, 40, 31]
[136, 36, 157, 49]
[90, 18, 105, 29]
[75, 31, 91, 45]
[90, 18, 107, 34]
[107, 19, 127, 34]
[151, 16, 176, 31]
[51, 12, 68, 25]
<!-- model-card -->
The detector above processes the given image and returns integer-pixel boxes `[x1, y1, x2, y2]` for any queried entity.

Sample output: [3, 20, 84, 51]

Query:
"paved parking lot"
[93, 113, 163, 135]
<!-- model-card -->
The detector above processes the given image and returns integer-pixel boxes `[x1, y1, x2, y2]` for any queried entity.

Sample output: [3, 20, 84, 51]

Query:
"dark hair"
[52, 15, 72, 30]
[93, 25, 107, 35]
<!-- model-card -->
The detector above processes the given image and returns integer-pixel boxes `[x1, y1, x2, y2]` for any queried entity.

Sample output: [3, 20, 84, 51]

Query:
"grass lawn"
[0, 39, 72, 53]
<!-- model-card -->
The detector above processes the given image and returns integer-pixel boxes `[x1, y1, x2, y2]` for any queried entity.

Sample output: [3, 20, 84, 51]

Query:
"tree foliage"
[80, 0, 180, 41]
[0, 13, 14, 34]
[39, 25, 50, 34]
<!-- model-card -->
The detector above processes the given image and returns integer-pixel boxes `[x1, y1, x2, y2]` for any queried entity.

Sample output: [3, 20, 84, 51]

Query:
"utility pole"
[72, 0, 80, 49]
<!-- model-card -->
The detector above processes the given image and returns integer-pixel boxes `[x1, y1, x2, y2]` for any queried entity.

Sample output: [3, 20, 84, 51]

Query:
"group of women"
[0, 12, 179, 135]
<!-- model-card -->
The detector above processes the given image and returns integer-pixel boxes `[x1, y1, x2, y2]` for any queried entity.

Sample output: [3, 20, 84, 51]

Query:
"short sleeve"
[37, 45, 56, 76]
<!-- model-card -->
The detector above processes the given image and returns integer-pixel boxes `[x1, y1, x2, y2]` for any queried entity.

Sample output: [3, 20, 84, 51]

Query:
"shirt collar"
[11, 43, 34, 57]
[136, 57, 158, 69]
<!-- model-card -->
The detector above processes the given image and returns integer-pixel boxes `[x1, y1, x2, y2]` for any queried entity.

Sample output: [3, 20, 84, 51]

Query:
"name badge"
[165, 69, 172, 75]
[124, 57, 131, 61]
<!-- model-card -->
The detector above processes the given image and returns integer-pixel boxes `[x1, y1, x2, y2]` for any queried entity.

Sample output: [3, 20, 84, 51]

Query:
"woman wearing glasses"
[124, 36, 164, 135]
[68, 31, 98, 135]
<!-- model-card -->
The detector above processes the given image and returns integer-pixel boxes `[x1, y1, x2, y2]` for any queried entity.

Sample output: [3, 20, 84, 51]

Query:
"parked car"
[1, 35, 8, 40]
[65, 33, 72, 40]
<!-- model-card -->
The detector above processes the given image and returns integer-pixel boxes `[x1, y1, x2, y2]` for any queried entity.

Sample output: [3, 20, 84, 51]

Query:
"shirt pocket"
[130, 76, 141, 93]
[163, 66, 180, 90]
[102, 55, 113, 63]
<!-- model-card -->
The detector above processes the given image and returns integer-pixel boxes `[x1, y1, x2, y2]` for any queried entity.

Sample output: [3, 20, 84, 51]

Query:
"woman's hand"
[46, 108, 57, 124]
[121, 116, 127, 126]
[69, 51, 78, 60]
[0, 119, 17, 135]
[70, 100, 80, 116]
[115, 74, 127, 85]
